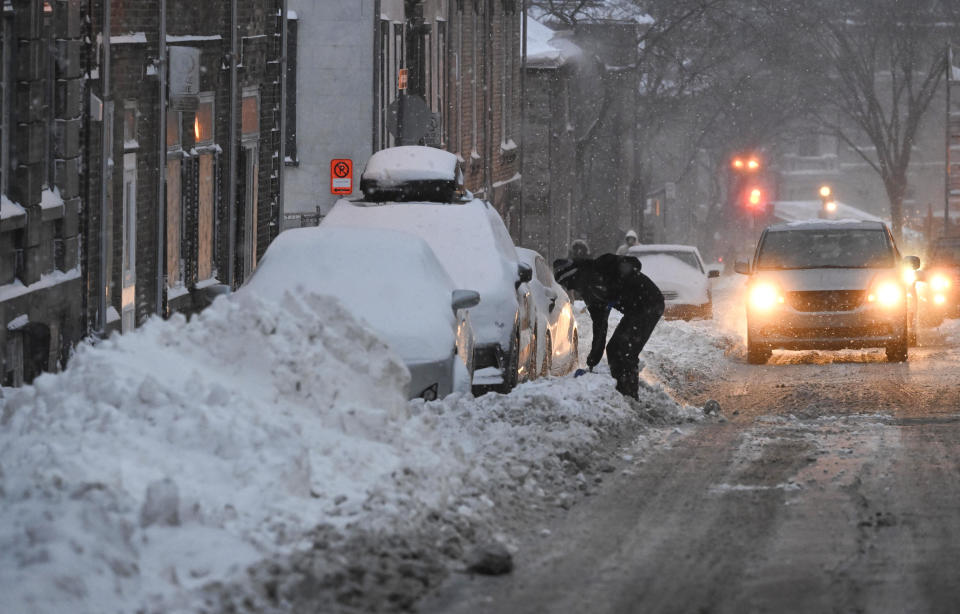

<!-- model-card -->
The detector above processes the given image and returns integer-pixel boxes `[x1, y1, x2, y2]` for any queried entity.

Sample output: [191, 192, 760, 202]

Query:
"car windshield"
[636, 251, 702, 272]
[931, 241, 960, 265]
[756, 229, 893, 270]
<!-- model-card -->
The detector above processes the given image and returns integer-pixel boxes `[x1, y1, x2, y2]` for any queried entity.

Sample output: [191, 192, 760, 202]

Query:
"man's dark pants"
[606, 305, 664, 399]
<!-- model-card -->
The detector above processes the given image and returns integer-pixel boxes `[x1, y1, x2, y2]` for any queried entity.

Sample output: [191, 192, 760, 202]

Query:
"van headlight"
[867, 281, 902, 307]
[749, 282, 784, 311]
[930, 273, 951, 292]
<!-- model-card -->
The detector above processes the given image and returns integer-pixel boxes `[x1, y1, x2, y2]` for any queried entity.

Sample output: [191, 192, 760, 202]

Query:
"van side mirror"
[734, 260, 751, 275]
[451, 289, 481, 312]
[708, 269, 720, 278]
[903, 255, 920, 270]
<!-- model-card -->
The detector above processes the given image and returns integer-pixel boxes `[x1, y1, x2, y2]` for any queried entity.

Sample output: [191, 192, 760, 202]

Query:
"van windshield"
[756, 229, 893, 270]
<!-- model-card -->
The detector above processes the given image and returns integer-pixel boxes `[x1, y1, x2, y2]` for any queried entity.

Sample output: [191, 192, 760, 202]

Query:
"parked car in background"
[735, 220, 919, 364]
[517, 247, 579, 377]
[324, 148, 535, 394]
[243, 226, 479, 400]
[626, 244, 719, 319]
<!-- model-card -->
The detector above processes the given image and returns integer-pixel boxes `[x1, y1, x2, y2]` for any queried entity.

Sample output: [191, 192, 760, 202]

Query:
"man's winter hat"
[625, 229, 638, 240]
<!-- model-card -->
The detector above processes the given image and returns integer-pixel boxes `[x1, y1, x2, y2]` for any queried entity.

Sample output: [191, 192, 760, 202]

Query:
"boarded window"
[166, 158, 182, 288]
[241, 94, 259, 136]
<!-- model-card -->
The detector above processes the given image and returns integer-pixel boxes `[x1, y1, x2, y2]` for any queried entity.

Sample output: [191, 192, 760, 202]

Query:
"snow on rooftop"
[525, 14, 583, 69]
[361, 146, 458, 185]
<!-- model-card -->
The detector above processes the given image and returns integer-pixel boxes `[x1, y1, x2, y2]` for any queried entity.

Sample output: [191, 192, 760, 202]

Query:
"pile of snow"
[0, 291, 410, 613]
[1, 289, 713, 613]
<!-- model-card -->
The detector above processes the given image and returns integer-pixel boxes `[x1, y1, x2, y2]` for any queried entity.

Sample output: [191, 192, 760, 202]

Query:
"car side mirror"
[518, 262, 533, 284]
[708, 269, 720, 278]
[544, 287, 558, 312]
[904, 255, 921, 270]
[451, 289, 481, 312]
[734, 260, 751, 275]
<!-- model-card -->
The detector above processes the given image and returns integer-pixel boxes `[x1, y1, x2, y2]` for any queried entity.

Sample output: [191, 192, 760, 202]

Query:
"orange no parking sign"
[330, 159, 353, 195]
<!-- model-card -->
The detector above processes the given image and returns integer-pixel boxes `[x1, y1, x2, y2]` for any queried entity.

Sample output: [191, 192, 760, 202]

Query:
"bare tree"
[789, 0, 957, 242]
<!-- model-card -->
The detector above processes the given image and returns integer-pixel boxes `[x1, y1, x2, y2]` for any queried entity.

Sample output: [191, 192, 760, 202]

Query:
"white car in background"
[517, 247, 580, 377]
[626, 243, 719, 319]
[324, 156, 536, 394]
[243, 226, 479, 400]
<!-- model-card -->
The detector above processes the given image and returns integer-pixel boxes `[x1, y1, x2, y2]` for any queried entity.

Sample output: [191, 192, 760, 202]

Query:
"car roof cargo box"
[360, 146, 465, 203]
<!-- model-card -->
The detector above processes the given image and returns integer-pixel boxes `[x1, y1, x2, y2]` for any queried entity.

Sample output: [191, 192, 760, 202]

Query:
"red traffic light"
[748, 187, 763, 207]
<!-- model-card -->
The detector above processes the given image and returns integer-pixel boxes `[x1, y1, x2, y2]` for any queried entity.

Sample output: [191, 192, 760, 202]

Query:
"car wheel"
[540, 332, 553, 378]
[746, 331, 771, 365]
[498, 327, 521, 393]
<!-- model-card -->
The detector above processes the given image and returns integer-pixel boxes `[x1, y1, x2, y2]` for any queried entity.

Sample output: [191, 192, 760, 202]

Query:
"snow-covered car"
[626, 244, 719, 319]
[242, 226, 479, 400]
[323, 180, 535, 394]
[517, 247, 580, 377]
[735, 220, 920, 364]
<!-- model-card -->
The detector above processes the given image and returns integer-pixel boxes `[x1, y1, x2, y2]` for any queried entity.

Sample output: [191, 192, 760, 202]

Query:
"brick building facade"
[0, 0, 286, 385]
[0, 0, 84, 386]
[445, 0, 522, 236]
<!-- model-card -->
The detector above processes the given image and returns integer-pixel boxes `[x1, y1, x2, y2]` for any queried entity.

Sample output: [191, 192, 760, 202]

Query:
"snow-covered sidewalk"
[0, 292, 733, 613]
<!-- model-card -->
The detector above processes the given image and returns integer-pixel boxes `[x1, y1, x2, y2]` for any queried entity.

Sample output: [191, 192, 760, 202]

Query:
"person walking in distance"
[553, 254, 664, 399]
[616, 229, 639, 255]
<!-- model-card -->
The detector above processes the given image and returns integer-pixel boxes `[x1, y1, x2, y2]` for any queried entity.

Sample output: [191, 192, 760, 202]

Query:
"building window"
[121, 152, 137, 333]
[242, 91, 259, 136]
[195, 94, 214, 146]
[241, 89, 260, 280]
[437, 20, 446, 145]
[124, 100, 138, 149]
[285, 15, 298, 164]
[166, 108, 182, 291]
[471, 10, 478, 156]
[379, 19, 390, 149]
[501, 10, 510, 145]
[0, 13, 11, 195]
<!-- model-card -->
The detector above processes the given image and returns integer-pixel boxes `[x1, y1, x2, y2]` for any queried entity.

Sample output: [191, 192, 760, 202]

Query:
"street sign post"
[330, 159, 353, 195]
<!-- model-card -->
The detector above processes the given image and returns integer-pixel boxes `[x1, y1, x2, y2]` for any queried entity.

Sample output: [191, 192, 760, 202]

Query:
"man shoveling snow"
[553, 254, 664, 399]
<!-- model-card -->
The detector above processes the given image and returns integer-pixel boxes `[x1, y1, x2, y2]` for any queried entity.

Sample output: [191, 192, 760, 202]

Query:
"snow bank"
[2, 291, 717, 613]
[0, 291, 410, 613]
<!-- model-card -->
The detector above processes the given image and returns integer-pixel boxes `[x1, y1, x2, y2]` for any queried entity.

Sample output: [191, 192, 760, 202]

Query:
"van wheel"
[886, 334, 908, 362]
[746, 332, 771, 365]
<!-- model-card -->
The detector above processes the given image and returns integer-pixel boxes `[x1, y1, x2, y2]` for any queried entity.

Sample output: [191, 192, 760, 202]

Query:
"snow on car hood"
[634, 254, 709, 305]
[752, 267, 888, 291]
[324, 199, 519, 347]
[243, 226, 458, 363]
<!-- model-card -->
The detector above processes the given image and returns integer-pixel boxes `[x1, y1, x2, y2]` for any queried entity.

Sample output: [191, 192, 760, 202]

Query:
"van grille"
[787, 290, 865, 312]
